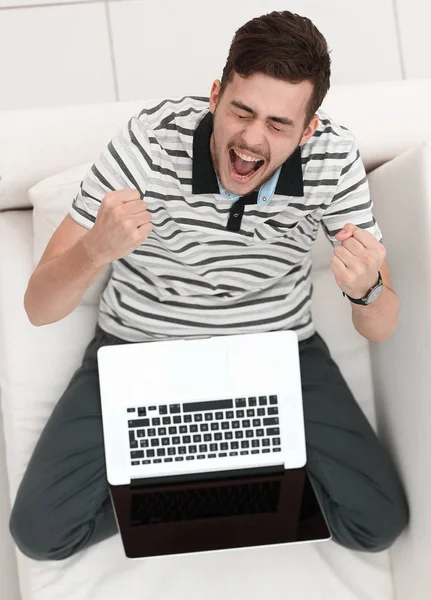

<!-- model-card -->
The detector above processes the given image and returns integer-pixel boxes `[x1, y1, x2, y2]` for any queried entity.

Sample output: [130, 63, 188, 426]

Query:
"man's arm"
[350, 258, 399, 343]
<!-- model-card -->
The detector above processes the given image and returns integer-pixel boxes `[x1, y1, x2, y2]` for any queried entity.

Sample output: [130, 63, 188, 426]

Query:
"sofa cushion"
[29, 163, 112, 305]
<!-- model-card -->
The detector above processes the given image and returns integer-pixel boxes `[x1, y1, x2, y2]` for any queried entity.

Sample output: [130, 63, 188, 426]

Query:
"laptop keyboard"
[127, 395, 281, 467]
[131, 479, 281, 525]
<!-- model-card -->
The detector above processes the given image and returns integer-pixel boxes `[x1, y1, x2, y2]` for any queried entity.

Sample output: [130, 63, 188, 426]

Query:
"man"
[10, 10, 408, 560]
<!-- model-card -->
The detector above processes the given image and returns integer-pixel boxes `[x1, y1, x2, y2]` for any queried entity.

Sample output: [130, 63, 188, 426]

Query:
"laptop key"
[186, 456, 195, 460]
[231, 442, 239, 449]
[190, 425, 198, 433]
[157, 448, 166, 456]
[199, 444, 208, 453]
[203, 434, 212, 442]
[210, 422, 219, 431]
[127, 408, 136, 413]
[247, 409, 255, 417]
[130, 441, 138, 449]
[226, 411, 234, 419]
[154, 459, 162, 463]
[152, 418, 161, 426]
[235, 398, 246, 407]
[241, 441, 250, 449]
[159, 405, 168, 415]
[193, 434, 202, 443]
[262, 439, 270, 447]
[128, 418, 150, 428]
[248, 397, 257, 406]
[258, 396, 267, 406]
[146, 449, 155, 457]
[131, 450, 144, 459]
[256, 429, 264, 437]
[147, 428, 156, 436]
[162, 417, 171, 425]
[142, 459, 151, 464]
[235, 431, 243, 439]
[194, 414, 203, 422]
[272, 437, 281, 445]
[189, 445, 197, 453]
[131, 461, 139, 465]
[240, 451, 249, 455]
[150, 439, 160, 447]
[164, 458, 173, 462]
[179, 426, 187, 434]
[215, 433, 223, 441]
[178, 446, 187, 454]
[267, 428, 280, 436]
[219, 453, 228, 457]
[210, 443, 218, 452]
[158, 427, 167, 435]
[269, 395, 278, 405]
[137, 430, 145, 438]
[208, 453, 216, 458]
[140, 440, 149, 448]
[236, 410, 245, 418]
[264, 417, 279, 426]
[215, 412, 223, 420]
[197, 455, 205, 460]
[232, 421, 240, 429]
[257, 408, 265, 416]
[274, 448, 281, 452]
[225, 431, 233, 440]
[137, 407, 146, 416]
[251, 450, 259, 454]
[182, 435, 191, 444]
[246, 430, 254, 438]
[204, 413, 213, 421]
[161, 438, 170, 446]
[175, 456, 184, 461]
[262, 449, 270, 453]
[200, 423, 209, 432]
[268, 407, 278, 415]
[220, 442, 229, 451]
[184, 415, 192, 423]
[241, 419, 250, 428]
[173, 416, 181, 424]
[168, 448, 176, 455]
[251, 439, 260, 447]
[169, 404, 181, 414]
[172, 436, 181, 444]
[168, 426, 177, 435]
[221, 422, 229, 430]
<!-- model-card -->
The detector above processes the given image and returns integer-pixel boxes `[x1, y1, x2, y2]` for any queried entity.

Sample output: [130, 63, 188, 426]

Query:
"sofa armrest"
[367, 142, 431, 600]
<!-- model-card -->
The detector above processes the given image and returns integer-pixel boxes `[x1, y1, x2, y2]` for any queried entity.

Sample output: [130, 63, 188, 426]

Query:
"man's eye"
[271, 125, 282, 132]
[237, 114, 282, 132]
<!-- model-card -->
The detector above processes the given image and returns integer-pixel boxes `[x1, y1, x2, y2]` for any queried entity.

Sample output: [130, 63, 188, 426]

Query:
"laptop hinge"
[130, 464, 285, 488]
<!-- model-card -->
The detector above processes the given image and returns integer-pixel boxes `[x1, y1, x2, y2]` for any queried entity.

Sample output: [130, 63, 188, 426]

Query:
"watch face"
[366, 284, 384, 304]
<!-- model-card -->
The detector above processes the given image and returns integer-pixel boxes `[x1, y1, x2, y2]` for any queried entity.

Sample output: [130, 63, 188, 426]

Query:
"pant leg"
[9, 324, 129, 561]
[299, 332, 409, 552]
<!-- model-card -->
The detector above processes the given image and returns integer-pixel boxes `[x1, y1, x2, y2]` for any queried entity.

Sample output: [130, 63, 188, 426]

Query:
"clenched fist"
[83, 189, 152, 266]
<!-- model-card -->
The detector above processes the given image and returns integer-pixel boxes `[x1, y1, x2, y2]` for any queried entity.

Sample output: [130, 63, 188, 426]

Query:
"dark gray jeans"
[9, 324, 409, 560]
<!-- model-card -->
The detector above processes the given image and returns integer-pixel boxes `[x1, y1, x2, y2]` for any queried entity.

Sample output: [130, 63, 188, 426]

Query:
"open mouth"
[229, 148, 265, 183]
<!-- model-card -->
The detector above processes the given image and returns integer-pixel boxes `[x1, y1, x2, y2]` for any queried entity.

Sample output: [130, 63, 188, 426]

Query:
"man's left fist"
[330, 223, 386, 299]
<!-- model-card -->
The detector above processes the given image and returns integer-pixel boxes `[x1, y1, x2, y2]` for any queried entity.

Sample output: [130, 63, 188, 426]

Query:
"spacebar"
[183, 399, 233, 412]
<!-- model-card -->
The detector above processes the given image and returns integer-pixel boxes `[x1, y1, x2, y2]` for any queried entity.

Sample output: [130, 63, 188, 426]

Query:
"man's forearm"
[351, 284, 399, 343]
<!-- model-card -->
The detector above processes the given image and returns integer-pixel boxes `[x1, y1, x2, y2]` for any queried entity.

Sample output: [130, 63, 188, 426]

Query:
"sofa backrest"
[1, 78, 431, 212]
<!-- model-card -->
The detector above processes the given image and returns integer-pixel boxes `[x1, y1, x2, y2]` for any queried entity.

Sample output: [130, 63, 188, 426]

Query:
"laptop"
[97, 330, 331, 559]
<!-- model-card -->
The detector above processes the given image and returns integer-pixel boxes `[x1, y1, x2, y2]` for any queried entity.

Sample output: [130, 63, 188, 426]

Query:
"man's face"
[209, 72, 319, 196]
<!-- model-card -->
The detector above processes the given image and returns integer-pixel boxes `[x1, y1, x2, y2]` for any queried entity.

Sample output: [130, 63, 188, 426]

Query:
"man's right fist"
[83, 189, 152, 266]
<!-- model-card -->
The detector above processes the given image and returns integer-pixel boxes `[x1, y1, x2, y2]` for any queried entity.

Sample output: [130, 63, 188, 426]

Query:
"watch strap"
[342, 271, 383, 305]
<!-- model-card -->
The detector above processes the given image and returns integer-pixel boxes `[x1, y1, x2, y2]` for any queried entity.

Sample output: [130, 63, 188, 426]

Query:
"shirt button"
[262, 196, 267, 202]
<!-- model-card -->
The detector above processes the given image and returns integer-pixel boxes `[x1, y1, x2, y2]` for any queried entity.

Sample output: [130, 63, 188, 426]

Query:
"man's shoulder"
[134, 95, 210, 131]
[313, 108, 356, 149]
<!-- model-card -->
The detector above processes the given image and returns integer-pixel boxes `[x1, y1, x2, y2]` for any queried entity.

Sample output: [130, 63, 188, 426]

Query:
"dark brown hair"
[219, 10, 332, 130]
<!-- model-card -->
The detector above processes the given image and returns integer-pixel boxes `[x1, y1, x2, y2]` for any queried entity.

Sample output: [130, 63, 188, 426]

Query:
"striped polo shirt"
[70, 95, 383, 343]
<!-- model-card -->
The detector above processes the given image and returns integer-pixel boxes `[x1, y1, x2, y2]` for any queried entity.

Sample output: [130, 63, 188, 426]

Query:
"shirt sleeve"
[320, 136, 383, 246]
[69, 112, 153, 230]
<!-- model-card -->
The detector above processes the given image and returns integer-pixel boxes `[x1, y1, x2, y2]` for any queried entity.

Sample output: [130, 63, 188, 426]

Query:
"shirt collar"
[192, 110, 304, 199]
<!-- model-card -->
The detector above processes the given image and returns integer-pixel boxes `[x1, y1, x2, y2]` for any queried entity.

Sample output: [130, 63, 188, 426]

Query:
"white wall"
[0, 1, 425, 598]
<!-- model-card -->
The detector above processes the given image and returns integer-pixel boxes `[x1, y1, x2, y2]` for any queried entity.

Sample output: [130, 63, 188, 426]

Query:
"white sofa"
[0, 79, 430, 600]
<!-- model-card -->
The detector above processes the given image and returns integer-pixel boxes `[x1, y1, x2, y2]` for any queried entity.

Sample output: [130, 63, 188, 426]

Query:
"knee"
[339, 491, 410, 553]
[9, 496, 73, 561]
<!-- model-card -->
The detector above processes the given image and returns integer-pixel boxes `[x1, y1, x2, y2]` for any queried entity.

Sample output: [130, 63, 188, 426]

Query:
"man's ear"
[299, 114, 319, 146]
[209, 80, 221, 114]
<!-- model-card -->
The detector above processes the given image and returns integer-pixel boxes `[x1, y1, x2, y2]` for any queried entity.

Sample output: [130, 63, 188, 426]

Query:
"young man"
[10, 10, 408, 560]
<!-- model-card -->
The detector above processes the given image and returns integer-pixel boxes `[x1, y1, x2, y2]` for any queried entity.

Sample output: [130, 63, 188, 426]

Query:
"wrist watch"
[343, 271, 384, 305]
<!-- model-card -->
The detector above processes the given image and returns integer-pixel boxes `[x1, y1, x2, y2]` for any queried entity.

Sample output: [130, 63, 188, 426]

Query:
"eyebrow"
[230, 100, 295, 127]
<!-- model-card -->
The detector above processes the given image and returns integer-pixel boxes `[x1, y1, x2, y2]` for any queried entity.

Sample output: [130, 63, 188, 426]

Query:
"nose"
[239, 120, 266, 156]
